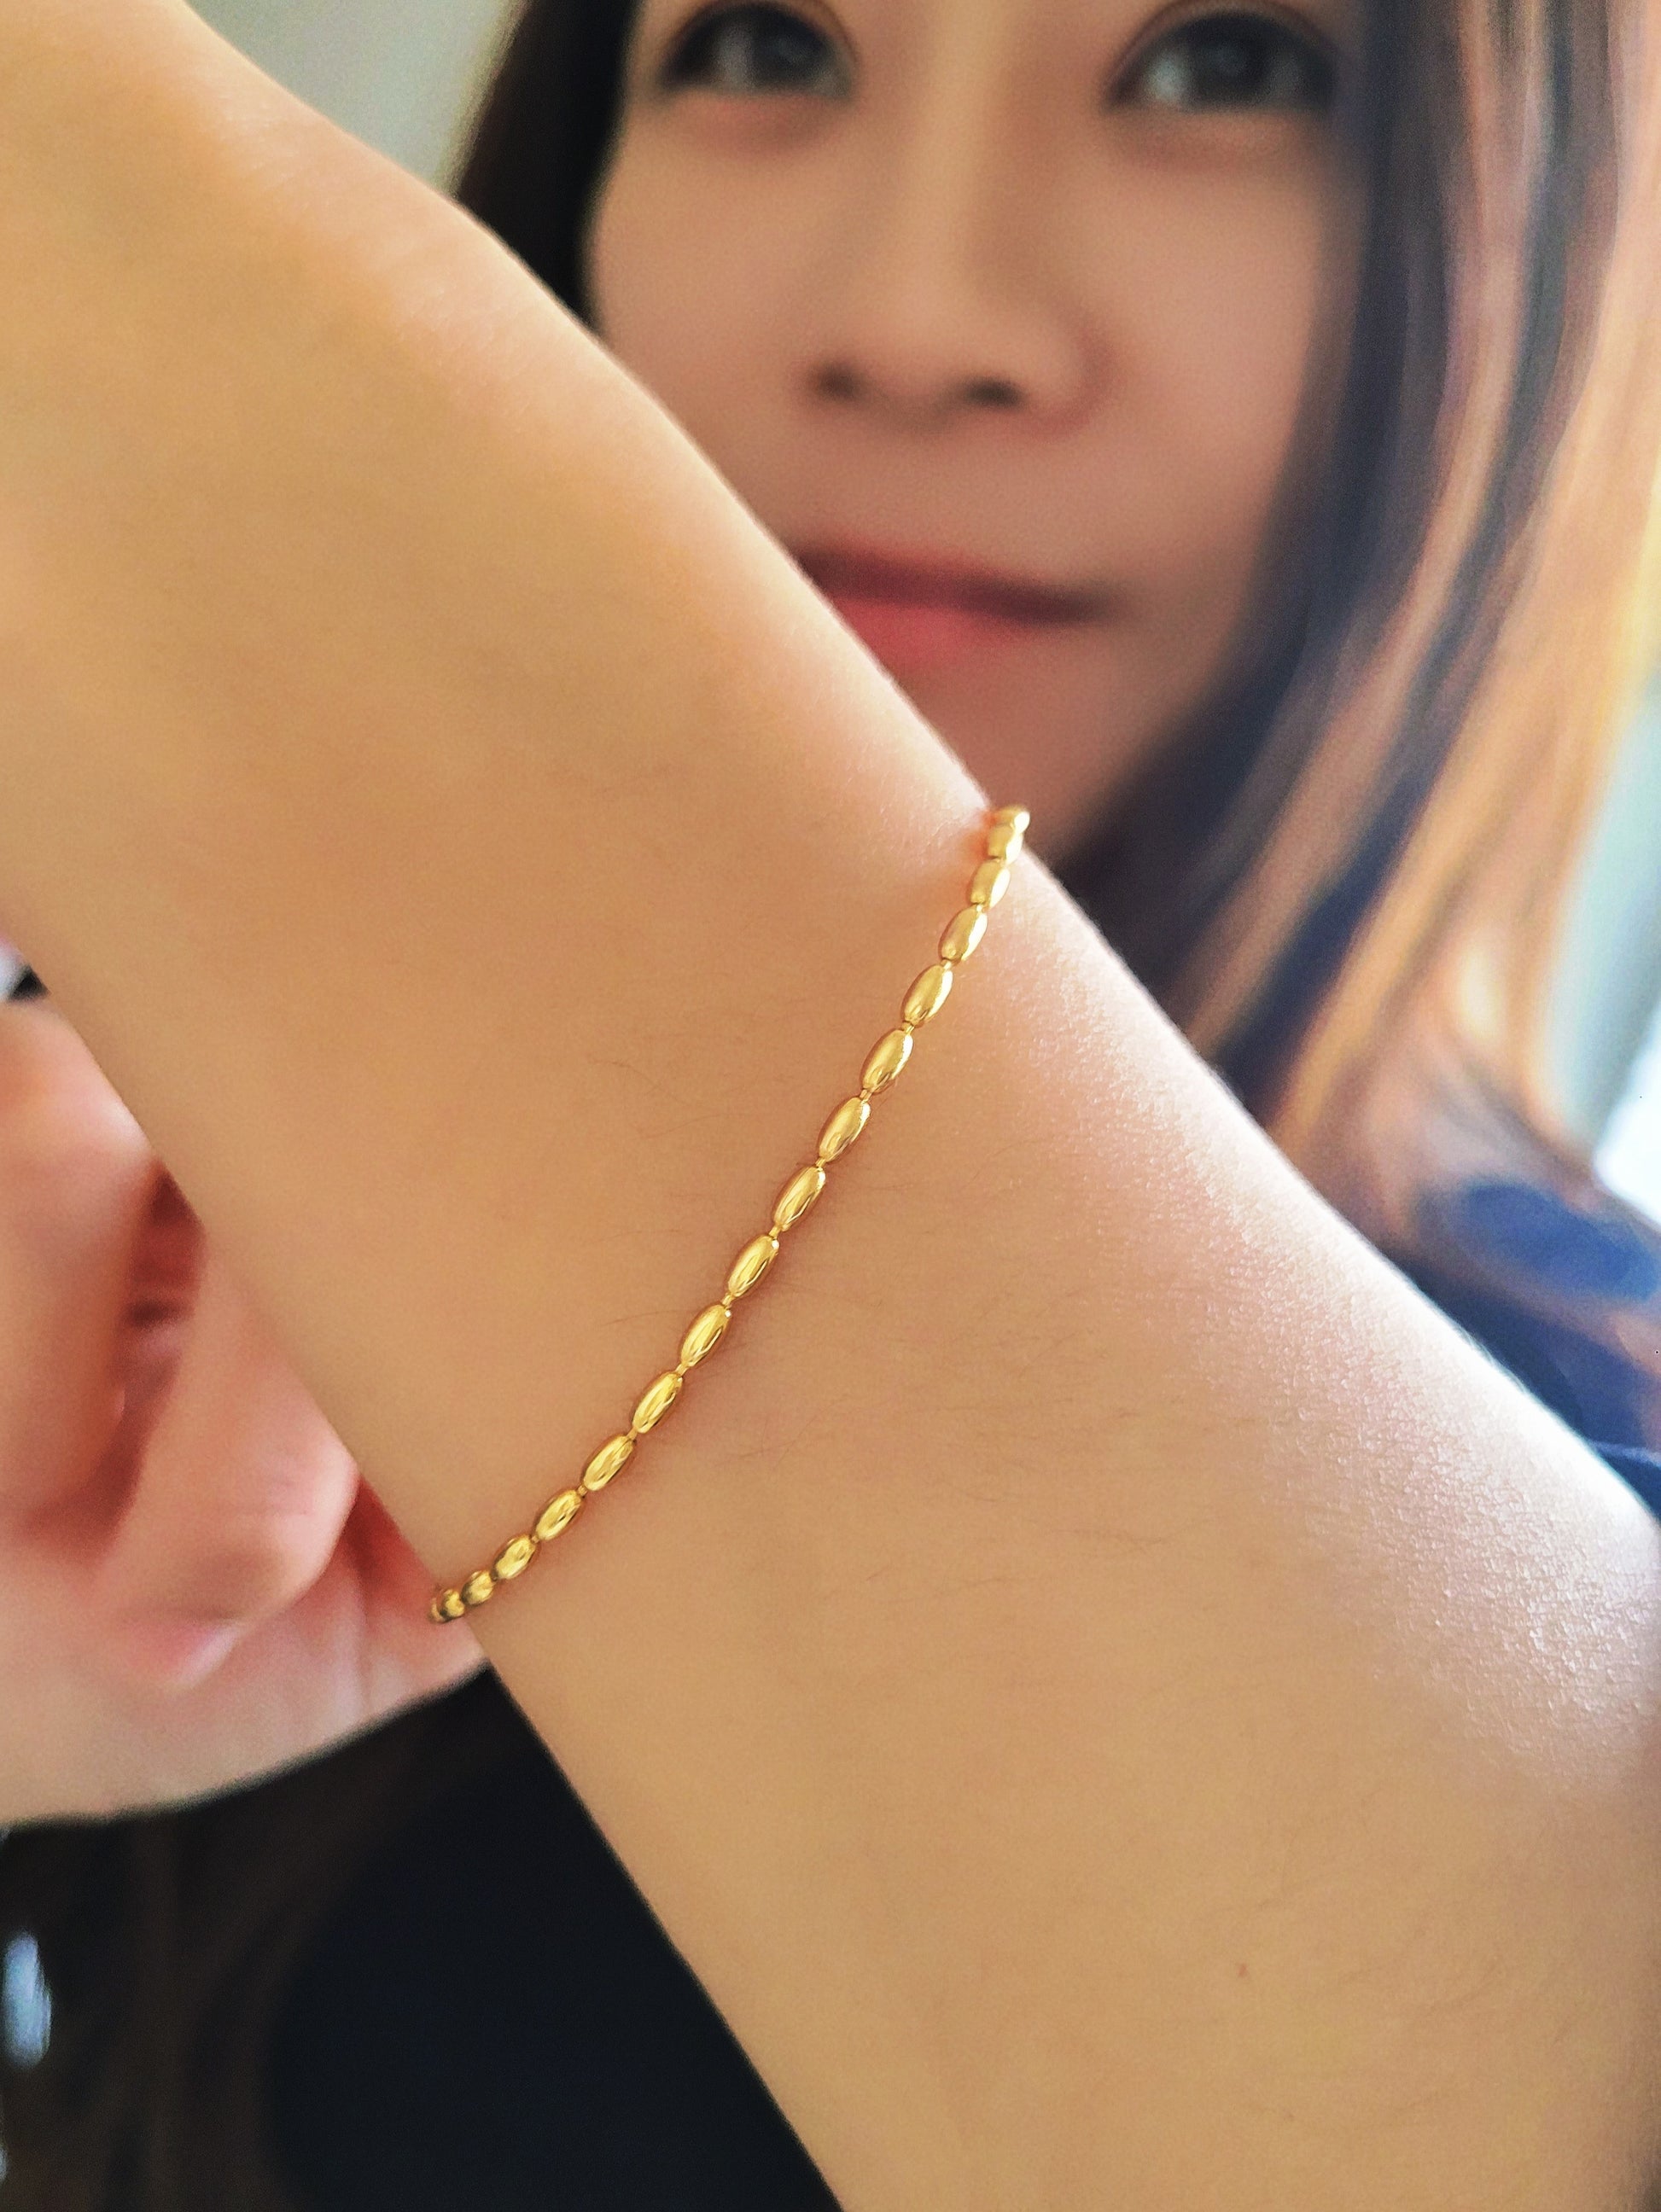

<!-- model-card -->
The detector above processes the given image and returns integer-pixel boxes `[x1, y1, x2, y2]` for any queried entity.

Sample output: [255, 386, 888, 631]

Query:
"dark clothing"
[268, 1690, 845, 2211]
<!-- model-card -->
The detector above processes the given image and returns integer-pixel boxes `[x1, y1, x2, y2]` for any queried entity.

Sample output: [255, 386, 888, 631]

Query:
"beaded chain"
[427, 802, 1030, 1626]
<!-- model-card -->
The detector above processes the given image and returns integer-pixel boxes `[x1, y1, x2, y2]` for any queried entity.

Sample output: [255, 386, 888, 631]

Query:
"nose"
[796, 88, 1094, 434]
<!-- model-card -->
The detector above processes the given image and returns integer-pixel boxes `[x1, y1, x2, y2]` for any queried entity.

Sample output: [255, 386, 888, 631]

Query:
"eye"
[657, 3, 852, 98]
[1113, 9, 1338, 114]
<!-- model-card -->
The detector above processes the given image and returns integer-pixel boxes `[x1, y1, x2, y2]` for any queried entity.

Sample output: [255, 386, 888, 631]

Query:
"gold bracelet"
[427, 803, 1030, 1626]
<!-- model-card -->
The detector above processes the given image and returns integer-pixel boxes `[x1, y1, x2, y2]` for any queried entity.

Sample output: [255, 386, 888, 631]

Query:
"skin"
[0, 1000, 482, 1813]
[4, 0, 1356, 1778]
[588, 0, 1355, 853]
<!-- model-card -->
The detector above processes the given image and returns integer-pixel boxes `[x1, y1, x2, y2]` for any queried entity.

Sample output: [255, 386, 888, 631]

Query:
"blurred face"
[587, 0, 1356, 863]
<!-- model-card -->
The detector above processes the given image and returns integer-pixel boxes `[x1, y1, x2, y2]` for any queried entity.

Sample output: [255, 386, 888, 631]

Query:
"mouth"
[791, 541, 1115, 672]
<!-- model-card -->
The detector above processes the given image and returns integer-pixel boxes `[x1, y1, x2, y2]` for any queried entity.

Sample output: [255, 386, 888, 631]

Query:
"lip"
[790, 540, 1114, 672]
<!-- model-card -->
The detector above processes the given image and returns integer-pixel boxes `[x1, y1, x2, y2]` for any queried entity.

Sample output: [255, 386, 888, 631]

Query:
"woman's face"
[586, 0, 1355, 862]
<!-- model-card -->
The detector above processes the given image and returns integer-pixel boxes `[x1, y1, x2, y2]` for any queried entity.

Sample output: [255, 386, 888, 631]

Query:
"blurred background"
[196, 0, 516, 186]
[189, 0, 1661, 1220]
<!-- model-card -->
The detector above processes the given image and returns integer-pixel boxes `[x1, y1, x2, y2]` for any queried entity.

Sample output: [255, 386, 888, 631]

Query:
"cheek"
[1087, 160, 1334, 611]
[586, 149, 784, 461]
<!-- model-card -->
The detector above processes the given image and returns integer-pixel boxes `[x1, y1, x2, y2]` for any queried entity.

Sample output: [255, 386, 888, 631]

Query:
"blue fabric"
[1399, 1176, 1661, 1520]
[1440, 1178, 1661, 1302]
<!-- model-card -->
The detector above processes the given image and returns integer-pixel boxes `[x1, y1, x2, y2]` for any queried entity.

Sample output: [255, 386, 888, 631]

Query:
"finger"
[96, 1239, 359, 1675]
[0, 1001, 160, 1520]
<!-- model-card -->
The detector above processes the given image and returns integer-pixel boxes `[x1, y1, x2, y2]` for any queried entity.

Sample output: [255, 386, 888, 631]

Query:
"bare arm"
[3, 6, 1659, 2204]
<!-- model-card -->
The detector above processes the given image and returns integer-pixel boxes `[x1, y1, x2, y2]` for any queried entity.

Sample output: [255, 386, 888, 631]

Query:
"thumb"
[95, 1238, 359, 1683]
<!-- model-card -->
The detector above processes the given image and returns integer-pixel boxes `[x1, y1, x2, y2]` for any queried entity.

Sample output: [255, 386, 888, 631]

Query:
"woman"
[0, 0, 1658, 2205]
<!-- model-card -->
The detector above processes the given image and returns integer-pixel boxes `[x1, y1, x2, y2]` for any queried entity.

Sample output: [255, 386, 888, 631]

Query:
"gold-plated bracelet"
[427, 802, 1031, 1626]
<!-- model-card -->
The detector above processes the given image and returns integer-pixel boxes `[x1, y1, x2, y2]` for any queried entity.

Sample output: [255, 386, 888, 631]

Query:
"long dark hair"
[4, 1, 1658, 2202]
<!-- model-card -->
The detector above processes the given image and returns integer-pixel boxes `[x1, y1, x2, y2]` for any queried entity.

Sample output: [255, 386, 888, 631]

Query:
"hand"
[0, 995, 486, 1826]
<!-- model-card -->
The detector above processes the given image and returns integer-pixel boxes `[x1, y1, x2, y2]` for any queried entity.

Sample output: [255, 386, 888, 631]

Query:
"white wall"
[193, 0, 518, 183]
[1601, 998, 1661, 1221]
[1553, 683, 1661, 1144]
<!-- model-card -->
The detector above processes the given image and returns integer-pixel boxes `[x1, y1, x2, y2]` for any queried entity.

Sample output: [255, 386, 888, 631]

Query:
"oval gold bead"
[990, 804, 1031, 835]
[726, 1232, 779, 1301]
[462, 1569, 496, 1610]
[902, 961, 954, 1028]
[817, 1094, 870, 1162]
[773, 1162, 826, 1233]
[967, 858, 1010, 910]
[533, 1487, 586, 1540]
[632, 1369, 684, 1433]
[580, 1433, 635, 1493]
[431, 1586, 468, 1624]
[492, 1533, 537, 1581]
[938, 904, 988, 964]
[984, 820, 1024, 864]
[680, 1301, 731, 1369]
[861, 1027, 913, 1096]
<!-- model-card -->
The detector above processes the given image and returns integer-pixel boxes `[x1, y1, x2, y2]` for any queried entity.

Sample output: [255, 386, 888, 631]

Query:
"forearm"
[2, 8, 1659, 2204]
